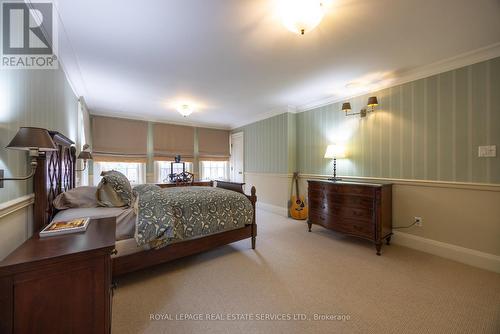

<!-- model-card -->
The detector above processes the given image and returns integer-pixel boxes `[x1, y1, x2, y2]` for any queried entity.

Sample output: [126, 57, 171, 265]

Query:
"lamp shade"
[77, 151, 93, 160]
[6, 127, 57, 151]
[324, 144, 346, 159]
[341, 102, 352, 112]
[367, 96, 378, 107]
[77, 144, 93, 160]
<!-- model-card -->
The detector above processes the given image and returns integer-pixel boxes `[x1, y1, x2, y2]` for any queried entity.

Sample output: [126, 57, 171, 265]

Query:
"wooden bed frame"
[33, 131, 257, 277]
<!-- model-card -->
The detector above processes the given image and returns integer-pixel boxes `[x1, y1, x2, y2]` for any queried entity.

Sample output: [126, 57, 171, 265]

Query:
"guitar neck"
[295, 175, 300, 198]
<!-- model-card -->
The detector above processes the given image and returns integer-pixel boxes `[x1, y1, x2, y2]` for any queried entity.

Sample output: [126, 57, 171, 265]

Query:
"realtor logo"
[1, 0, 58, 69]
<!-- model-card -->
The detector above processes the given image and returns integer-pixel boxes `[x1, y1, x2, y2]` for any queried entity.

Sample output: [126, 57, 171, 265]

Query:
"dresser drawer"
[331, 205, 373, 221]
[332, 217, 374, 239]
[308, 210, 332, 226]
[308, 182, 375, 197]
[309, 198, 373, 220]
[324, 194, 374, 209]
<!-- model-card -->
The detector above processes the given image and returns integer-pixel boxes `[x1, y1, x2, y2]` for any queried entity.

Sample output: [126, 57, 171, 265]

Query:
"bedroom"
[0, 0, 499, 333]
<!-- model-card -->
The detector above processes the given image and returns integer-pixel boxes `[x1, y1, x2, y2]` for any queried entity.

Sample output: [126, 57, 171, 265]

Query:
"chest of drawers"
[307, 180, 392, 255]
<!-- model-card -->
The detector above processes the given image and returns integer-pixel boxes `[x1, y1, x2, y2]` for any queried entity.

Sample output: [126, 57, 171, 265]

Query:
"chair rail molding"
[0, 194, 35, 220]
[299, 174, 500, 192]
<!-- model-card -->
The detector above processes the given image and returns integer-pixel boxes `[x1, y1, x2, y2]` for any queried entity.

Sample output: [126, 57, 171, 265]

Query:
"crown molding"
[90, 110, 232, 130]
[298, 42, 500, 112]
[230, 105, 297, 129]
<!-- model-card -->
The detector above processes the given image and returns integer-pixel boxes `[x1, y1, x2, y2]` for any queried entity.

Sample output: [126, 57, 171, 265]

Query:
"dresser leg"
[307, 222, 312, 232]
[251, 237, 256, 249]
[375, 242, 382, 256]
[386, 236, 392, 245]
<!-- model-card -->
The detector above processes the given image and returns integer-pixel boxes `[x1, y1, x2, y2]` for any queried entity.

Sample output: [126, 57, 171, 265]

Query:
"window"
[155, 161, 193, 183]
[200, 161, 228, 181]
[93, 162, 145, 185]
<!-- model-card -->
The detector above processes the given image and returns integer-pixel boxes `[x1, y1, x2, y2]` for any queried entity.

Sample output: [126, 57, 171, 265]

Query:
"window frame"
[154, 161, 193, 183]
[199, 160, 229, 181]
[93, 161, 146, 185]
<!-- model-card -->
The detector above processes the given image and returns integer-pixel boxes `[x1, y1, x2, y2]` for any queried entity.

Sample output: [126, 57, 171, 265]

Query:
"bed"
[33, 131, 257, 277]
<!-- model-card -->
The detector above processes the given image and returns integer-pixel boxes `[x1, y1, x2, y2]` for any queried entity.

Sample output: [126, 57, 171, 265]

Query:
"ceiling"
[54, 0, 500, 128]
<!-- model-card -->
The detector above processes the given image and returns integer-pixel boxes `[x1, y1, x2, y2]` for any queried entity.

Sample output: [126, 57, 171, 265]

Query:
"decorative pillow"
[53, 186, 99, 210]
[97, 170, 133, 207]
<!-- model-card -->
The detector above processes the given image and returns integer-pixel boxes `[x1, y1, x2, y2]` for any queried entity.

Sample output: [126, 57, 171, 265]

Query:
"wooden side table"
[0, 218, 116, 334]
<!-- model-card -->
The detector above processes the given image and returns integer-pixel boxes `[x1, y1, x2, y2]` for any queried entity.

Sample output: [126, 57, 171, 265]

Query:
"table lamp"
[324, 144, 346, 181]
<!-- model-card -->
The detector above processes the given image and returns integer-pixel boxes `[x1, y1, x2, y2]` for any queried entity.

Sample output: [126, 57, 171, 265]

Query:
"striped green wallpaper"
[0, 68, 79, 203]
[237, 57, 500, 184]
[233, 113, 292, 174]
[297, 57, 500, 184]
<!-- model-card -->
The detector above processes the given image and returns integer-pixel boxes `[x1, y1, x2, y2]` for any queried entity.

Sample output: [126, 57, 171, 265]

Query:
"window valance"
[92, 116, 148, 162]
[153, 123, 194, 161]
[198, 128, 230, 161]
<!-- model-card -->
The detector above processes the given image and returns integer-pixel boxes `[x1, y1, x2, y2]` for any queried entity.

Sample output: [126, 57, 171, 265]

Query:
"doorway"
[230, 132, 244, 183]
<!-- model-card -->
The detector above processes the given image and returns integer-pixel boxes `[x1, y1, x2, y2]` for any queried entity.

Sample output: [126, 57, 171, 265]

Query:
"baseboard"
[392, 231, 500, 273]
[257, 202, 288, 217]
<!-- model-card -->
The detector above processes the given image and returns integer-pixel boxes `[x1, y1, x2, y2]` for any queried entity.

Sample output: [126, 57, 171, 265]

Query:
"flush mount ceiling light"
[177, 104, 194, 117]
[277, 0, 327, 35]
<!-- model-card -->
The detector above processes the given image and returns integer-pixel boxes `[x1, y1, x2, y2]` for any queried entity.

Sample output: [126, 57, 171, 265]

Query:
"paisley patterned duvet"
[133, 185, 254, 249]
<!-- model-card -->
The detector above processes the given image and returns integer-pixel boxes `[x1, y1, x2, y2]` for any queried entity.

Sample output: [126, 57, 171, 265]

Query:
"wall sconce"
[75, 144, 93, 172]
[0, 127, 57, 188]
[343, 96, 379, 118]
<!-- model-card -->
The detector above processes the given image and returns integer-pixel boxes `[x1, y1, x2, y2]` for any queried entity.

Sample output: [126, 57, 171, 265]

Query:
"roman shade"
[198, 128, 230, 161]
[92, 116, 148, 162]
[153, 123, 194, 161]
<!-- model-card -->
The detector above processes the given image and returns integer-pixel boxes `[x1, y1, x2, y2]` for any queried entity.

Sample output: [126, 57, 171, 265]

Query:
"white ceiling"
[54, 0, 500, 128]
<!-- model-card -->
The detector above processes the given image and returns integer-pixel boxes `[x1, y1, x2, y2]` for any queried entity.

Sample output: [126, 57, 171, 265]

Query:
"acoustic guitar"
[289, 172, 308, 220]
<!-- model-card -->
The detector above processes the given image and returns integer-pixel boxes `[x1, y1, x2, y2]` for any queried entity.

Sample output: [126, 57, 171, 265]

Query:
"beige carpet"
[112, 210, 500, 334]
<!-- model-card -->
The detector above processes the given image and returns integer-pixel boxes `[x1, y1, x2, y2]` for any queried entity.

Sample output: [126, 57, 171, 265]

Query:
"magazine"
[39, 217, 90, 237]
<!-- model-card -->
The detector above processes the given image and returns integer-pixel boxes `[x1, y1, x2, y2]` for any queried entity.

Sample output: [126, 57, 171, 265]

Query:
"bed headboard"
[33, 131, 76, 232]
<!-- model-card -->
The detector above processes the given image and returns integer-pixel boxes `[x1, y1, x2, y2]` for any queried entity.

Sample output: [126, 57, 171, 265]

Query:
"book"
[39, 217, 90, 238]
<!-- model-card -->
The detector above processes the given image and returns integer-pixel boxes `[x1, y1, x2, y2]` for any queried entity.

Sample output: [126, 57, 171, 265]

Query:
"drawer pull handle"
[111, 249, 118, 255]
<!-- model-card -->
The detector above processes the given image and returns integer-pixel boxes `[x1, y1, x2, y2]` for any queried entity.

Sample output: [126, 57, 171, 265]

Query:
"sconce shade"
[6, 127, 57, 151]
[367, 96, 378, 107]
[77, 151, 93, 160]
[324, 144, 346, 159]
[77, 144, 93, 160]
[342, 102, 352, 112]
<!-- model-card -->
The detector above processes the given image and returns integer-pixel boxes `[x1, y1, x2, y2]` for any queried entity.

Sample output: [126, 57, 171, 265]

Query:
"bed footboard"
[216, 181, 257, 248]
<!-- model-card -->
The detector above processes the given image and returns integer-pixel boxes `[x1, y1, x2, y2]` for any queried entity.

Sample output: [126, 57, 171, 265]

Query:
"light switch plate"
[478, 145, 496, 158]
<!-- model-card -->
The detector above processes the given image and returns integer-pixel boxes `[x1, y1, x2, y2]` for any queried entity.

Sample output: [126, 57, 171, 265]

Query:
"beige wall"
[243, 173, 292, 211]
[392, 183, 500, 255]
[0, 196, 33, 260]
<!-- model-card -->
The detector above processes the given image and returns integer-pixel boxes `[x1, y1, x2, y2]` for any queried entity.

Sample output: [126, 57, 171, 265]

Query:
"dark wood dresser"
[0, 218, 116, 334]
[307, 180, 392, 255]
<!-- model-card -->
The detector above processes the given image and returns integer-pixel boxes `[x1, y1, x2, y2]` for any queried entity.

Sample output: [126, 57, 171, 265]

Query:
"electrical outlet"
[414, 217, 423, 227]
